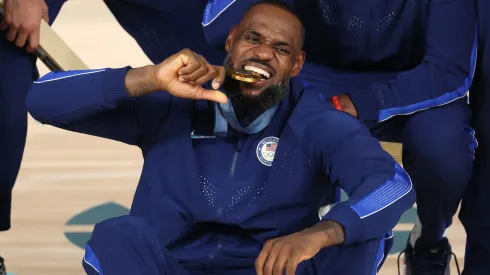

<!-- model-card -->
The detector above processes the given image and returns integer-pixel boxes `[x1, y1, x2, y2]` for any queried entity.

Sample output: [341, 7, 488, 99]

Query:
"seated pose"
[26, 2, 415, 275]
[203, 1, 477, 273]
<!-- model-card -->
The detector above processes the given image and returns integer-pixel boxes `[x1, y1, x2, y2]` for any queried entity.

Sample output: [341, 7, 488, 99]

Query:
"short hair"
[242, 0, 305, 47]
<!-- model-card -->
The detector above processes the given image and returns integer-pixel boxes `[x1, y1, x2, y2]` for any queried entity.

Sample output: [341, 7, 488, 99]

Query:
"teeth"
[244, 65, 270, 79]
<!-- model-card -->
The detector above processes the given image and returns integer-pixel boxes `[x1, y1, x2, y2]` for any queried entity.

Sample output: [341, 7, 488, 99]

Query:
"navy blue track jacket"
[203, 0, 477, 122]
[26, 68, 415, 270]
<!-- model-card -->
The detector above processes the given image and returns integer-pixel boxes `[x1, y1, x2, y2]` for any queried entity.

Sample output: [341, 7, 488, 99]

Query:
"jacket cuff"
[0, 189, 12, 231]
[101, 67, 133, 104]
[322, 204, 363, 246]
[347, 87, 379, 122]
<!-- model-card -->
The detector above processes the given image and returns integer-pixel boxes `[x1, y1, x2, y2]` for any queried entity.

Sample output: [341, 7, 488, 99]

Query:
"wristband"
[331, 96, 343, 111]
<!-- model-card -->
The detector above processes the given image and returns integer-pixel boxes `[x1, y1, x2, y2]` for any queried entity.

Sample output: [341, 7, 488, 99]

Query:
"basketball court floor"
[0, 1, 468, 274]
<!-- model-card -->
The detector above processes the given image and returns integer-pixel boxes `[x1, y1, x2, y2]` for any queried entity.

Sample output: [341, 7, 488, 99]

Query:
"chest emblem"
[256, 136, 279, 166]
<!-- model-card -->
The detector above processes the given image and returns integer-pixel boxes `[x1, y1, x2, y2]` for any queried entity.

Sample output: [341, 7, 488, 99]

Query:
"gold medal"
[226, 68, 261, 83]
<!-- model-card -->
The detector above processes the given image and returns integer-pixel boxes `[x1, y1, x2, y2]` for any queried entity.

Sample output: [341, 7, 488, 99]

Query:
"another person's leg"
[0, 3, 65, 268]
[400, 99, 474, 274]
[83, 215, 189, 275]
[102, 0, 225, 65]
[0, 38, 37, 232]
[459, 0, 490, 272]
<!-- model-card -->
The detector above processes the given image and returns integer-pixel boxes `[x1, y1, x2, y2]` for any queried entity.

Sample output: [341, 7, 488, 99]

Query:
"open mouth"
[243, 65, 273, 80]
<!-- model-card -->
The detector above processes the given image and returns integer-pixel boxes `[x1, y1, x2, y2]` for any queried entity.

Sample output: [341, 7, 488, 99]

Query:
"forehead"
[240, 5, 302, 45]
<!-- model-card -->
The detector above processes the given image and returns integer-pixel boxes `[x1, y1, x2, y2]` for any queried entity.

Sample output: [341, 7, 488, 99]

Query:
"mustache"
[241, 58, 276, 75]
[221, 53, 290, 109]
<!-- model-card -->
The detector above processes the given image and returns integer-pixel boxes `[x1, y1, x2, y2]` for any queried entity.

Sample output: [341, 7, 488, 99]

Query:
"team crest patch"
[256, 137, 279, 166]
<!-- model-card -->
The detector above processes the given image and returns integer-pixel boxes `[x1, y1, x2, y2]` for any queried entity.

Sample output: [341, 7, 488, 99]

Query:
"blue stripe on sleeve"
[34, 69, 107, 83]
[350, 162, 413, 219]
[202, 0, 237, 26]
[378, 28, 478, 122]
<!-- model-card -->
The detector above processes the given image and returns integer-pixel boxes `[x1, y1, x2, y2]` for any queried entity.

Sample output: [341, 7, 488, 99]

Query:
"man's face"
[224, 4, 305, 105]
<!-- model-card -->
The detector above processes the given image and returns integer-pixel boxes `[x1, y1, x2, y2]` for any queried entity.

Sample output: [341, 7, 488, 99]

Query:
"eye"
[275, 47, 290, 55]
[245, 35, 260, 43]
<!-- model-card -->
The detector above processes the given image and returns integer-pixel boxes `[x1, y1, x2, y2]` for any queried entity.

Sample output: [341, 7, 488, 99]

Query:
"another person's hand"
[255, 221, 345, 275]
[332, 94, 358, 118]
[125, 48, 228, 104]
[0, 0, 49, 52]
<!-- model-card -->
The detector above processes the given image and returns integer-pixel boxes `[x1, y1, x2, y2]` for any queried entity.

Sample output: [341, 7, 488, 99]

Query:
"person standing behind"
[459, 0, 490, 273]
[0, 0, 66, 272]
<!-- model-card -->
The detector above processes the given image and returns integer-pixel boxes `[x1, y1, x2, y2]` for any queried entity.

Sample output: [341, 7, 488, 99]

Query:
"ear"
[225, 26, 237, 53]
[290, 51, 305, 77]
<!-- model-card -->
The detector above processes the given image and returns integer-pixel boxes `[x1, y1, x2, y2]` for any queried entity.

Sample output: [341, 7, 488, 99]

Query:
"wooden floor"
[0, 1, 468, 274]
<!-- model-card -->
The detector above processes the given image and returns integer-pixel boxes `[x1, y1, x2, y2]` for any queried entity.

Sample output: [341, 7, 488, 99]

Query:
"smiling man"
[26, 1, 414, 274]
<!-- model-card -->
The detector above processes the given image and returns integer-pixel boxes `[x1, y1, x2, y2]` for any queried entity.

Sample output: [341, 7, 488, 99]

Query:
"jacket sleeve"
[290, 91, 416, 245]
[348, 0, 477, 122]
[26, 67, 170, 146]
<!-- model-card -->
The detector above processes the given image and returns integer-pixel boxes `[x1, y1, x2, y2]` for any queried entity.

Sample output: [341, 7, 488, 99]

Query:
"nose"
[252, 43, 274, 61]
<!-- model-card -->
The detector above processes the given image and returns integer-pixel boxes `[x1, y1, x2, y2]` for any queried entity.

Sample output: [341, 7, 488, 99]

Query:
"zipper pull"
[235, 137, 244, 153]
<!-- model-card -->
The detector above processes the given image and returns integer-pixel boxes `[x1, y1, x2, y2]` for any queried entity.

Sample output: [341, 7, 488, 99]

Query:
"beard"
[222, 53, 290, 111]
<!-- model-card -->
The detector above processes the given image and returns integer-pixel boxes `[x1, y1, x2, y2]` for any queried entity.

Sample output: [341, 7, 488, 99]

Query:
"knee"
[90, 215, 148, 245]
[404, 128, 475, 190]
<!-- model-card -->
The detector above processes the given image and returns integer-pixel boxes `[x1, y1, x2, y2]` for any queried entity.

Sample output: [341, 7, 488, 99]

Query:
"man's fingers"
[263, 243, 282, 275]
[178, 53, 191, 66]
[42, 7, 50, 23]
[26, 30, 40, 52]
[178, 62, 199, 75]
[5, 27, 17, 42]
[256, 241, 274, 275]
[272, 247, 290, 275]
[181, 65, 209, 82]
[255, 253, 268, 275]
[193, 70, 218, 86]
[14, 30, 28, 48]
[212, 66, 226, 89]
[192, 63, 218, 86]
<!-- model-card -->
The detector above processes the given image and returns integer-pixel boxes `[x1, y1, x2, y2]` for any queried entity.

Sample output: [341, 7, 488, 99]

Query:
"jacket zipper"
[229, 140, 239, 180]
[210, 140, 238, 267]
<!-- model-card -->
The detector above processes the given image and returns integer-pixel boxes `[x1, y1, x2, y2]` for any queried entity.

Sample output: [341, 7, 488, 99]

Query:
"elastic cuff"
[347, 87, 380, 122]
[322, 204, 363, 246]
[101, 67, 133, 104]
[0, 190, 12, 231]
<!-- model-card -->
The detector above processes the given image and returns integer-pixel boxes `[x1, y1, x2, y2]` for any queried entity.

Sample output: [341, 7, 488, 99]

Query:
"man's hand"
[125, 48, 228, 103]
[255, 220, 345, 275]
[0, 0, 49, 52]
[337, 94, 358, 118]
[156, 48, 227, 103]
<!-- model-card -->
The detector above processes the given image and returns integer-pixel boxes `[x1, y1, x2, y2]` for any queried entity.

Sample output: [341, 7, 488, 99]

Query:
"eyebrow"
[247, 30, 292, 48]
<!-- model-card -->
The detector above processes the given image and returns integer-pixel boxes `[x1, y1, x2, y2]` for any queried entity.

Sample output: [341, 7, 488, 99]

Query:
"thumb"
[197, 88, 228, 104]
[212, 66, 226, 89]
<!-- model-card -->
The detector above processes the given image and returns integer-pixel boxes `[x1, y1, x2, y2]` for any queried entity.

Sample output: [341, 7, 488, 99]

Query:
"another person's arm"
[341, 0, 477, 122]
[26, 48, 228, 145]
